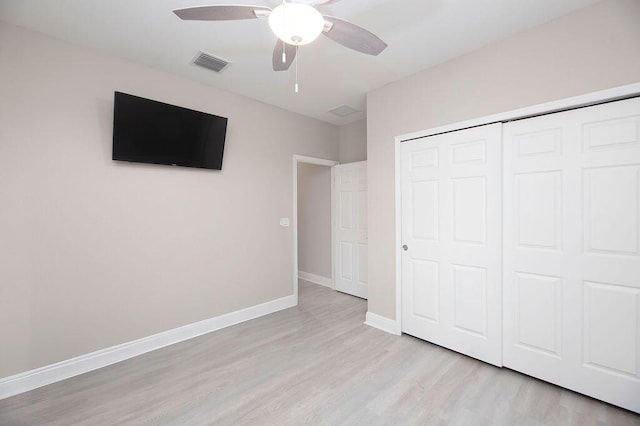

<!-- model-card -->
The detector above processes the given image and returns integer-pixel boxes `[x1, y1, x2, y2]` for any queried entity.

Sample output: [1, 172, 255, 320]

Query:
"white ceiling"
[0, 0, 600, 125]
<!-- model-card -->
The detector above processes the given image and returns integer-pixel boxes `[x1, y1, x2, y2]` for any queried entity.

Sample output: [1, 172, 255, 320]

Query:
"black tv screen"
[112, 92, 228, 170]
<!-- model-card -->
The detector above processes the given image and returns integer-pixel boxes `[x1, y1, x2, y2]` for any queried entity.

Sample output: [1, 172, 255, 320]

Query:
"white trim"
[293, 155, 299, 303]
[394, 82, 640, 337]
[398, 82, 640, 142]
[0, 295, 296, 400]
[331, 166, 336, 291]
[364, 312, 400, 335]
[394, 135, 403, 335]
[298, 271, 333, 288]
[293, 155, 339, 167]
[292, 155, 339, 300]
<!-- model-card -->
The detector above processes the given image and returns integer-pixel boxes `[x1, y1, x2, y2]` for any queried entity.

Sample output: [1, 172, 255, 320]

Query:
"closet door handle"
[402, 244, 408, 251]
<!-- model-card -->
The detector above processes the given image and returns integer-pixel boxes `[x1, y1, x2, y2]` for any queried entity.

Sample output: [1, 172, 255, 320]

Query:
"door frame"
[393, 82, 640, 336]
[292, 155, 339, 303]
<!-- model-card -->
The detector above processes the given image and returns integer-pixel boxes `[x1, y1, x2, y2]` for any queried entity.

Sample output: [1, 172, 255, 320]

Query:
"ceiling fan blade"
[322, 16, 387, 56]
[173, 5, 271, 21]
[273, 41, 296, 71]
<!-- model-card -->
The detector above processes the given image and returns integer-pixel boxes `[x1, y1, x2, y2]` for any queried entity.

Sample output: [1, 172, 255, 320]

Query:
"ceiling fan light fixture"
[268, 3, 324, 46]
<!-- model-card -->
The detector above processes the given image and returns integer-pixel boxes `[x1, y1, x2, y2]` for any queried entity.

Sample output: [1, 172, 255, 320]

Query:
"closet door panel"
[503, 96, 640, 413]
[401, 123, 502, 366]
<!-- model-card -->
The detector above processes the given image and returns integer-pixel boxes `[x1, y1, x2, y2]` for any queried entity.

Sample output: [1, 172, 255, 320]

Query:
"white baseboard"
[364, 311, 400, 335]
[298, 271, 332, 288]
[0, 294, 296, 401]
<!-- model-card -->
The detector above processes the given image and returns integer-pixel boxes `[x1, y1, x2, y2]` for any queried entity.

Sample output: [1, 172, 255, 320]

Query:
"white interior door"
[334, 161, 368, 299]
[401, 124, 503, 366]
[503, 97, 640, 413]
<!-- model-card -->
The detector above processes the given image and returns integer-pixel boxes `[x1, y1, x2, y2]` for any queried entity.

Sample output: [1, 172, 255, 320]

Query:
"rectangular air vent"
[329, 104, 359, 117]
[193, 51, 230, 73]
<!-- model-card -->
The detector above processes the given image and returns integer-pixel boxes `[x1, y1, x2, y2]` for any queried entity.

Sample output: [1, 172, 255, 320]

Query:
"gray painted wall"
[0, 22, 339, 377]
[297, 163, 332, 279]
[338, 119, 367, 163]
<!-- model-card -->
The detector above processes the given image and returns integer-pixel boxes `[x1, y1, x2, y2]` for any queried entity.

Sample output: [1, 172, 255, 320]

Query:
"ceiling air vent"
[193, 51, 230, 73]
[328, 104, 359, 117]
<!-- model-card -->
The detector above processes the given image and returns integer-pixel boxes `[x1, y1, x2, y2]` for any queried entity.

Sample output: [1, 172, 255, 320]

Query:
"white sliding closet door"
[503, 97, 640, 413]
[334, 161, 368, 299]
[401, 124, 503, 366]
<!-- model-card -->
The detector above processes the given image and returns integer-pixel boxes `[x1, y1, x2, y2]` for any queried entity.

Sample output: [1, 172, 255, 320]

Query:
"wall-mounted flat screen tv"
[112, 92, 228, 170]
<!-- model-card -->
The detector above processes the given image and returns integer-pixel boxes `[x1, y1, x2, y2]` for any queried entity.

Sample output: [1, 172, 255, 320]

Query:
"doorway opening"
[292, 155, 339, 302]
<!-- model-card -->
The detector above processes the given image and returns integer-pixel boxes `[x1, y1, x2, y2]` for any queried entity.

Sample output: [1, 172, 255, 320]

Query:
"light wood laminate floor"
[1, 280, 639, 425]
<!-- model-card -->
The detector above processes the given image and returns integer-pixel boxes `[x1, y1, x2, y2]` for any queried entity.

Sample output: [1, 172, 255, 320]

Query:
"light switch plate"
[279, 218, 290, 228]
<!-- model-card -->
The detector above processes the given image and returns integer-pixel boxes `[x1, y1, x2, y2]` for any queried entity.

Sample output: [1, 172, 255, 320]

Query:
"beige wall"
[367, 0, 640, 320]
[0, 22, 338, 377]
[338, 119, 367, 163]
[297, 163, 332, 279]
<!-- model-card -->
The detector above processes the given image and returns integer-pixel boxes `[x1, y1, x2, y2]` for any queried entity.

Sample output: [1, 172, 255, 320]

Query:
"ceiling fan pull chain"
[282, 39, 286, 63]
[295, 45, 299, 93]
[282, 0, 287, 64]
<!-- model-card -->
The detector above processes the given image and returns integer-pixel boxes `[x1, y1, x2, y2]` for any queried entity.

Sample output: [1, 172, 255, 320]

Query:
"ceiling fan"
[173, 0, 388, 73]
